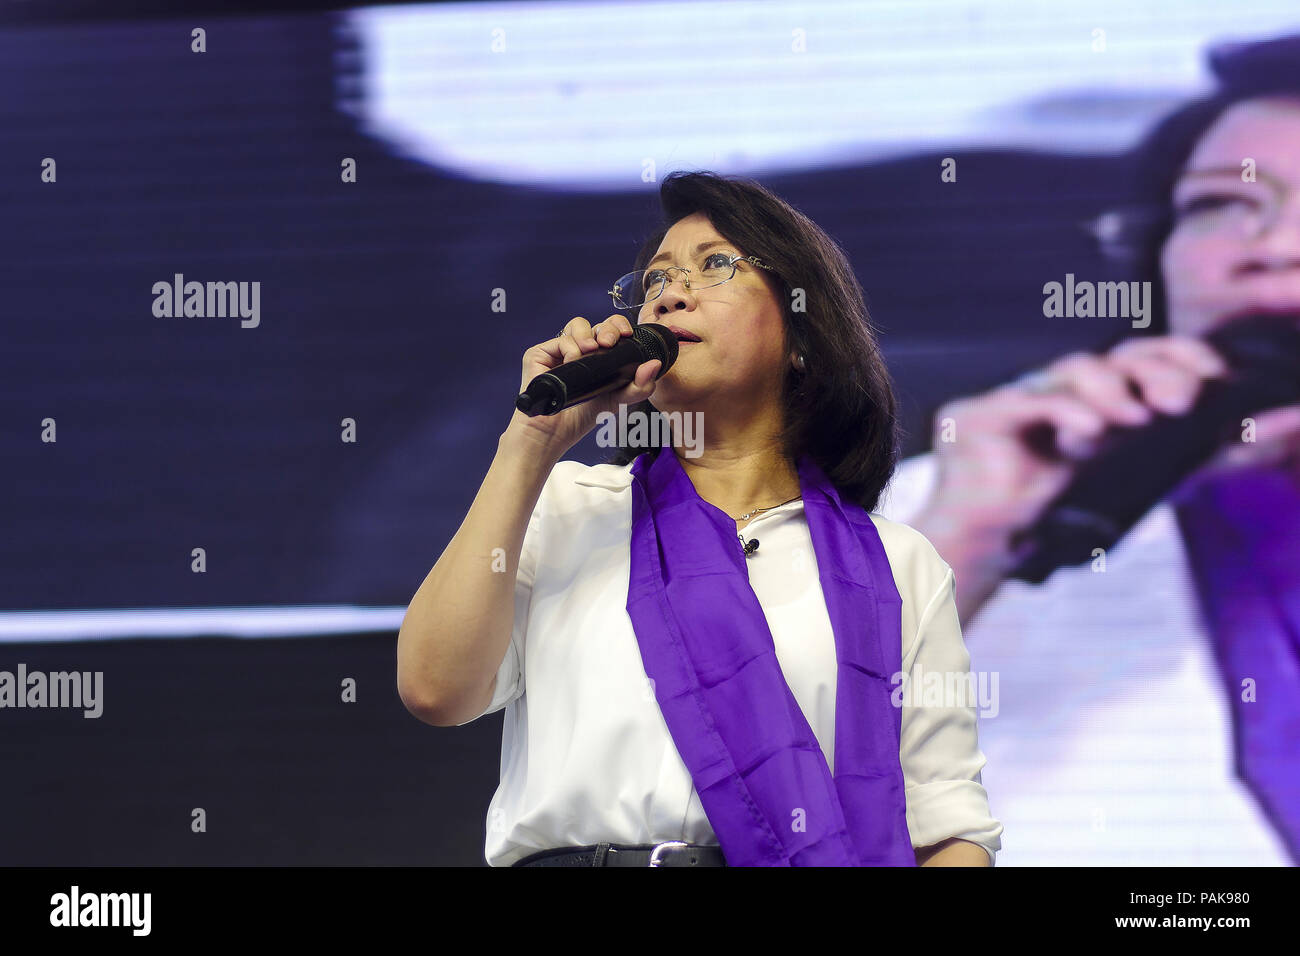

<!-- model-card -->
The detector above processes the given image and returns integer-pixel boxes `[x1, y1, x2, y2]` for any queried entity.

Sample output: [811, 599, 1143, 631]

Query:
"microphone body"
[1008, 314, 1300, 583]
[515, 324, 679, 416]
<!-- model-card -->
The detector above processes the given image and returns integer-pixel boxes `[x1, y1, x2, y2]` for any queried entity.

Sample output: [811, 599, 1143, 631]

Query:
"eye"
[1174, 194, 1257, 219]
[643, 269, 666, 290]
[703, 252, 734, 269]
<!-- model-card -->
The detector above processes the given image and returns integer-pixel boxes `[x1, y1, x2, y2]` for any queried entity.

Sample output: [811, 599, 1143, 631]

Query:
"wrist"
[499, 416, 570, 463]
[911, 504, 1020, 576]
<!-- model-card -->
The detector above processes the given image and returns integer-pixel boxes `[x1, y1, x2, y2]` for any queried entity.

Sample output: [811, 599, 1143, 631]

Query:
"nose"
[652, 272, 695, 315]
[1246, 191, 1300, 264]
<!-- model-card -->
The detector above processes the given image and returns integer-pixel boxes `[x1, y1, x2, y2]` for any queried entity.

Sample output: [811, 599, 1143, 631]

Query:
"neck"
[672, 443, 800, 518]
[655, 394, 800, 517]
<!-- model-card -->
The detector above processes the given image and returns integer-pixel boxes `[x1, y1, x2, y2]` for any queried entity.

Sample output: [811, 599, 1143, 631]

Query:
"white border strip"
[0, 607, 407, 643]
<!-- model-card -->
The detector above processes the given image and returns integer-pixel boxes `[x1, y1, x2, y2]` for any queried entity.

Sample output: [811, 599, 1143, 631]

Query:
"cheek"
[704, 336, 766, 375]
[735, 288, 786, 341]
[723, 339, 786, 381]
[1161, 229, 1232, 301]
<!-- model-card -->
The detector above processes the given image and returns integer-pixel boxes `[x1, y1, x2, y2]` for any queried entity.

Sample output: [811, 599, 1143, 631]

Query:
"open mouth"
[666, 326, 701, 343]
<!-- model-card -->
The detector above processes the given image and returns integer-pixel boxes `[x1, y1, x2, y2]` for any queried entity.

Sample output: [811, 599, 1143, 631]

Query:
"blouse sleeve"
[456, 478, 544, 723]
[899, 560, 1004, 864]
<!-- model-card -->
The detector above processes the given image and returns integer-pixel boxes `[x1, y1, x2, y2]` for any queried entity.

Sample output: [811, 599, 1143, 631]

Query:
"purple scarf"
[626, 447, 915, 866]
[1173, 462, 1300, 863]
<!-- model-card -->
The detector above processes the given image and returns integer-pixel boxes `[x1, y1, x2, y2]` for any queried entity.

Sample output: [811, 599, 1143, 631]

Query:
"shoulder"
[866, 509, 950, 572]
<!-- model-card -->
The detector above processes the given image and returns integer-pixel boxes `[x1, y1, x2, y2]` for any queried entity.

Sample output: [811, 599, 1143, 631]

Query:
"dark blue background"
[0, 6, 1134, 864]
[0, 11, 1132, 612]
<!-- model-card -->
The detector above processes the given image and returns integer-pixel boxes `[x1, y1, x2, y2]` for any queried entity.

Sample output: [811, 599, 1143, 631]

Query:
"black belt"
[513, 841, 728, 867]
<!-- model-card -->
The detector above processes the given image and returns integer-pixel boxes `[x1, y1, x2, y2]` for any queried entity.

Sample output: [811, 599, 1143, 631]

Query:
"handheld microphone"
[1007, 313, 1300, 583]
[515, 324, 679, 416]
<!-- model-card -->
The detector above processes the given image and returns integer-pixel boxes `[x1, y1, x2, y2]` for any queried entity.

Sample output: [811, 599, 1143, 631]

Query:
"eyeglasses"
[1169, 166, 1298, 241]
[607, 252, 775, 310]
[1083, 166, 1299, 261]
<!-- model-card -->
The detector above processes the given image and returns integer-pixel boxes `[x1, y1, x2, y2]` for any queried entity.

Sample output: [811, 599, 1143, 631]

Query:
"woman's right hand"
[919, 335, 1232, 548]
[503, 314, 663, 458]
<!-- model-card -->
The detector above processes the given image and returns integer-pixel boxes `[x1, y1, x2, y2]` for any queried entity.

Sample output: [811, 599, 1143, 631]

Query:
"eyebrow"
[1177, 166, 1287, 190]
[645, 239, 733, 269]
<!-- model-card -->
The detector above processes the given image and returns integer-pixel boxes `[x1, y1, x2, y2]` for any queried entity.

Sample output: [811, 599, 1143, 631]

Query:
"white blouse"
[459, 457, 1003, 866]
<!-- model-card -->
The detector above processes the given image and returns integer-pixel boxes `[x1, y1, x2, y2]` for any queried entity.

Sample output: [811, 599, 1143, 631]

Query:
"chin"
[651, 383, 705, 412]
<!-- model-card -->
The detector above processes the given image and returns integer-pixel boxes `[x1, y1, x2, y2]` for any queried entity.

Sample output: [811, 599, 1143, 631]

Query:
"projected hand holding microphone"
[915, 314, 1300, 584]
[1004, 314, 1300, 580]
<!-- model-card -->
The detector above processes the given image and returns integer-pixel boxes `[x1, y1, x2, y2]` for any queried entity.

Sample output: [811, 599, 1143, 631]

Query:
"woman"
[398, 171, 1002, 867]
[879, 35, 1300, 864]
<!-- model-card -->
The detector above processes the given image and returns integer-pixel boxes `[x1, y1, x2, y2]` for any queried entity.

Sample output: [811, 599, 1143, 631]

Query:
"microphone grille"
[632, 323, 680, 371]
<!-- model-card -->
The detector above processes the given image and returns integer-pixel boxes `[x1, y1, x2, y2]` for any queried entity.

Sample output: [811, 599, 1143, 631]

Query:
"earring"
[794, 352, 807, 372]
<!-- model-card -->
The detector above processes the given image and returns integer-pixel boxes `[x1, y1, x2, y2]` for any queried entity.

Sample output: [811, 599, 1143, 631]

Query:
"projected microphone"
[515, 324, 679, 416]
[1008, 313, 1300, 583]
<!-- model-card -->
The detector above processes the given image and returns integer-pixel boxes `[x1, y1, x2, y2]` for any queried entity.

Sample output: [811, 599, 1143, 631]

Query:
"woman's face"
[1161, 96, 1300, 338]
[635, 211, 790, 418]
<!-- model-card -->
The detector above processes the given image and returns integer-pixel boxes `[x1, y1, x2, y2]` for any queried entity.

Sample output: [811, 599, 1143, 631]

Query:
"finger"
[557, 317, 593, 361]
[956, 389, 1115, 460]
[1208, 405, 1300, 471]
[564, 316, 603, 354]
[628, 359, 661, 391]
[1036, 353, 1153, 427]
[603, 362, 659, 411]
[1110, 334, 1232, 379]
[525, 339, 566, 370]
[593, 320, 622, 348]
[1252, 403, 1300, 440]
[952, 387, 1108, 437]
[1105, 348, 1209, 415]
[1228, 404, 1300, 456]
[596, 314, 634, 346]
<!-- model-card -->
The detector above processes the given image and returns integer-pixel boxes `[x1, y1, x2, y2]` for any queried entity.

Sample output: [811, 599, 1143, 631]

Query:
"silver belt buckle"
[648, 841, 689, 867]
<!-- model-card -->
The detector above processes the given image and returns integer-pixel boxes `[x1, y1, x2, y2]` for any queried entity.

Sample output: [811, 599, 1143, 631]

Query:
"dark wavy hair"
[1099, 33, 1300, 343]
[605, 171, 901, 512]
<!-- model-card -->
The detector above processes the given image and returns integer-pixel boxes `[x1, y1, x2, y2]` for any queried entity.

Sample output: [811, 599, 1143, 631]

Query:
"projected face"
[636, 211, 789, 419]
[1162, 96, 1300, 337]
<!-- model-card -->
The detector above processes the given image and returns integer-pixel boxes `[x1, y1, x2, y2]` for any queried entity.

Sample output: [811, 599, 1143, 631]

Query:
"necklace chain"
[732, 494, 802, 522]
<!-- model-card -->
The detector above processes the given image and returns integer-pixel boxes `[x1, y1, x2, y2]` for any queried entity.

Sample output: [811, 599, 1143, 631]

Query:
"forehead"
[1185, 96, 1300, 185]
[655, 211, 725, 252]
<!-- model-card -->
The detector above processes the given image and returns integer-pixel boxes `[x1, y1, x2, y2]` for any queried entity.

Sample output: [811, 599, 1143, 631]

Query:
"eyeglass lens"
[1172, 170, 1288, 240]
[610, 254, 738, 309]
